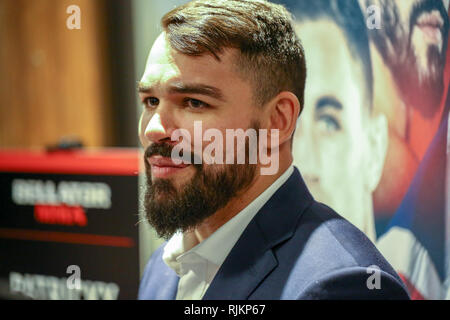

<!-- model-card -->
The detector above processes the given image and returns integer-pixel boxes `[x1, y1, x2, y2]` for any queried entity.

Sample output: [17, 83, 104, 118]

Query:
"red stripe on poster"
[0, 149, 141, 176]
[0, 228, 135, 248]
[398, 273, 426, 300]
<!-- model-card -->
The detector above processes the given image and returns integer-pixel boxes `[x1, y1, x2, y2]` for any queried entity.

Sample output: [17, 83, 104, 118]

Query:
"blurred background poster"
[279, 0, 450, 299]
[0, 0, 149, 300]
[0, 150, 140, 299]
[0, 0, 449, 299]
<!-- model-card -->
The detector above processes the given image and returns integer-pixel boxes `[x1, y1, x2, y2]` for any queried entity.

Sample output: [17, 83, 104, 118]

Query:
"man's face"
[138, 33, 259, 239]
[367, 0, 449, 116]
[293, 20, 375, 229]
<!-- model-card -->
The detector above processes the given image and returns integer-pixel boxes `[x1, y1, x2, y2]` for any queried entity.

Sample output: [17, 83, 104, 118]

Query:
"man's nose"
[144, 111, 173, 144]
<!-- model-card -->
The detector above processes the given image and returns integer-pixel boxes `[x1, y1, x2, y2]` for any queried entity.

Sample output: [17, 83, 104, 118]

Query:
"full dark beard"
[143, 125, 259, 240]
[397, 0, 448, 117]
[393, 43, 444, 118]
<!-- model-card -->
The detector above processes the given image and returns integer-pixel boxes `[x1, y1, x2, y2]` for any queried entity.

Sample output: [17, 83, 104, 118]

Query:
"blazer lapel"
[203, 167, 314, 300]
[202, 220, 278, 300]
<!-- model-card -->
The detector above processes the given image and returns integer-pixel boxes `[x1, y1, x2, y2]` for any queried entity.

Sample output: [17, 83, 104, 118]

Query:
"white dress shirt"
[162, 165, 294, 300]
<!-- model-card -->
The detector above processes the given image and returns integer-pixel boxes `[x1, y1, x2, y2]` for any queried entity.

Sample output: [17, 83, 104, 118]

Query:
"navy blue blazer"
[138, 167, 410, 300]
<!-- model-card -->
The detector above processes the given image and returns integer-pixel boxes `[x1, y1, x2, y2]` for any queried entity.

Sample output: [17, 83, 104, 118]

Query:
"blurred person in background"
[361, 0, 449, 225]
[280, 0, 389, 242]
[360, 0, 450, 299]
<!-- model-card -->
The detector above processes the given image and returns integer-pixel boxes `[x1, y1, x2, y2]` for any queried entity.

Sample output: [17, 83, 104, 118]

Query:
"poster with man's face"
[277, 0, 449, 299]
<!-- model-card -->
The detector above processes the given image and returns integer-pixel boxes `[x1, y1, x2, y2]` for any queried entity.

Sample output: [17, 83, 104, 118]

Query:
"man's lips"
[148, 155, 190, 167]
[416, 10, 444, 28]
[415, 11, 444, 44]
[147, 156, 190, 178]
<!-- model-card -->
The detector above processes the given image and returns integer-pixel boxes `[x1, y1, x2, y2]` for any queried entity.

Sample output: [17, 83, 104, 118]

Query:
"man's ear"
[265, 91, 300, 149]
[366, 112, 388, 192]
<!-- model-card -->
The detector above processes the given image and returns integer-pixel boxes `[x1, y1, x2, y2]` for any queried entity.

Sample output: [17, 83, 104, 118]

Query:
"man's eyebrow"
[169, 82, 225, 101]
[316, 96, 342, 110]
[137, 82, 226, 102]
[137, 82, 153, 93]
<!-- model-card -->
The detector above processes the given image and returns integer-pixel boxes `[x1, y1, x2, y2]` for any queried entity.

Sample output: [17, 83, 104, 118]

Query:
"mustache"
[409, 0, 449, 34]
[144, 142, 174, 159]
[144, 142, 203, 169]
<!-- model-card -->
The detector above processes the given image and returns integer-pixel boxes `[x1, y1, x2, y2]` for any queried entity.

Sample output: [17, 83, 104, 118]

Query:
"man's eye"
[317, 114, 341, 133]
[184, 98, 209, 109]
[144, 97, 159, 108]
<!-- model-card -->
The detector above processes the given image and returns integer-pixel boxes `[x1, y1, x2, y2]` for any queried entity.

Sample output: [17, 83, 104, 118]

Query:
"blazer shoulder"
[273, 201, 409, 299]
[302, 201, 397, 270]
[298, 265, 410, 300]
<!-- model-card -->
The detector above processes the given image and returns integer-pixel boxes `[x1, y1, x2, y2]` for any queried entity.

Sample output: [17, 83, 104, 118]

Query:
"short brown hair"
[161, 0, 306, 111]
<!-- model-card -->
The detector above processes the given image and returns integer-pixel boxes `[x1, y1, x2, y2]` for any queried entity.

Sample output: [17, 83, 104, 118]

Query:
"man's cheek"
[139, 115, 151, 146]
